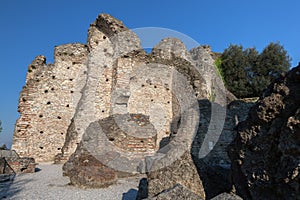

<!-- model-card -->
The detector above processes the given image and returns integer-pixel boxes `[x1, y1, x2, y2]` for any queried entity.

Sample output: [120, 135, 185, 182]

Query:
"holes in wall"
[83, 71, 87, 74]
[95, 41, 99, 45]
[103, 36, 106, 39]
[40, 131, 44, 134]
[151, 99, 154, 102]
[141, 84, 145, 87]
[51, 88, 55, 91]
[22, 98, 26, 102]
[39, 114, 43, 118]
[140, 140, 144, 143]
[52, 76, 56, 79]
[61, 133, 64, 135]
[70, 91, 74, 93]
[103, 48, 107, 52]
[17, 130, 21, 132]
[36, 79, 40, 82]
[66, 104, 70, 107]
[69, 79, 73, 81]
[167, 101, 170, 104]
[44, 90, 48, 93]
[105, 78, 109, 82]
[72, 62, 76, 65]
[39, 146, 44, 149]
[46, 101, 51, 105]
[57, 116, 62, 119]
[57, 148, 61, 150]
[109, 138, 115, 141]
[103, 65, 107, 68]
[67, 67, 70, 69]
[154, 85, 157, 88]
[102, 110, 105, 113]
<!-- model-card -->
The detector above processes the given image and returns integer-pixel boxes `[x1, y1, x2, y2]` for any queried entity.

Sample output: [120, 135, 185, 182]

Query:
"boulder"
[143, 184, 204, 200]
[62, 143, 117, 188]
[146, 151, 205, 199]
[211, 193, 242, 200]
[229, 64, 300, 199]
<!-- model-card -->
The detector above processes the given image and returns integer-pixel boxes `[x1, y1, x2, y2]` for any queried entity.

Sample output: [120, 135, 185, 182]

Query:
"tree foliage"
[219, 42, 291, 98]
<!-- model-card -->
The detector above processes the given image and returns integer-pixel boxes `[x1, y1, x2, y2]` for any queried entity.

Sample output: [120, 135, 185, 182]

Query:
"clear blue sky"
[0, 0, 299, 147]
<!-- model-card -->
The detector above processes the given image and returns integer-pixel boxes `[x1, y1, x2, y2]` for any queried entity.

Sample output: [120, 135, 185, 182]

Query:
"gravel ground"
[0, 164, 142, 200]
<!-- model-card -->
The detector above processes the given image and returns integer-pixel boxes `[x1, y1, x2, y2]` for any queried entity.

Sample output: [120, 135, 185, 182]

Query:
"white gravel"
[1, 164, 142, 200]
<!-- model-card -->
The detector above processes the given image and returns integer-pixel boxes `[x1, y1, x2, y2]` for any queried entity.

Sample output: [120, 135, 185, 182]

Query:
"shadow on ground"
[122, 188, 138, 200]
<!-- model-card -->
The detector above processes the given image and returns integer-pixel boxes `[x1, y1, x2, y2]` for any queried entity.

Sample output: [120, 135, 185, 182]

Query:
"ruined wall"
[13, 13, 233, 165]
[12, 44, 88, 162]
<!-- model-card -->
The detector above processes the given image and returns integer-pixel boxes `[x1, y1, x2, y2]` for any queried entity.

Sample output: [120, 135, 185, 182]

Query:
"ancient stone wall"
[12, 13, 238, 167]
[12, 44, 88, 162]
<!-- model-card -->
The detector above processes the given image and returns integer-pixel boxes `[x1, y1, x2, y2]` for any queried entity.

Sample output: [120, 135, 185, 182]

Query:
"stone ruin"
[11, 13, 258, 199]
[11, 13, 230, 164]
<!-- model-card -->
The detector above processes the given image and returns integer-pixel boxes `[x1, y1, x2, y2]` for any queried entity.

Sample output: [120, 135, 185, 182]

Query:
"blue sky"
[0, 0, 300, 147]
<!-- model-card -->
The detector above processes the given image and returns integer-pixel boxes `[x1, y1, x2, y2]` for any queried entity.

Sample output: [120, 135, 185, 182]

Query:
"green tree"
[220, 44, 258, 98]
[219, 42, 290, 98]
[252, 42, 291, 96]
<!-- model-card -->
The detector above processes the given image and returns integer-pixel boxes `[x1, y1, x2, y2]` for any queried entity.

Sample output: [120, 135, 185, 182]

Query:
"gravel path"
[1, 164, 142, 200]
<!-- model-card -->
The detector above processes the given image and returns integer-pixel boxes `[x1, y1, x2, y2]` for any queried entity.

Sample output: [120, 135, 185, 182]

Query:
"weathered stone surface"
[5, 157, 36, 173]
[211, 193, 242, 200]
[63, 114, 156, 188]
[146, 151, 205, 199]
[62, 142, 117, 188]
[59, 14, 142, 161]
[0, 158, 14, 174]
[143, 184, 203, 200]
[12, 43, 88, 162]
[193, 99, 255, 166]
[229, 64, 300, 199]
[0, 150, 36, 174]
